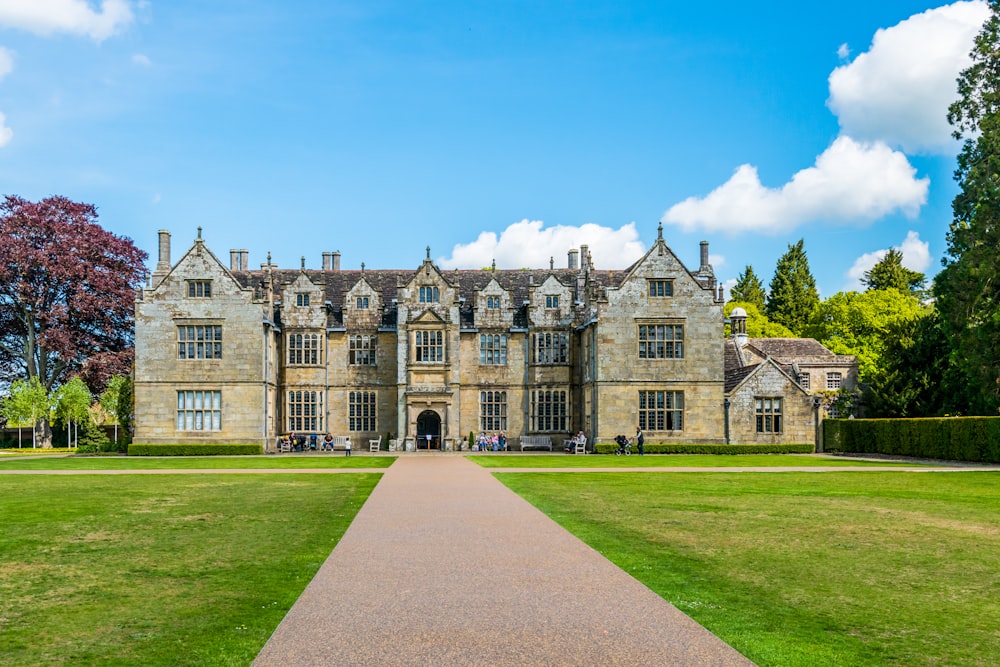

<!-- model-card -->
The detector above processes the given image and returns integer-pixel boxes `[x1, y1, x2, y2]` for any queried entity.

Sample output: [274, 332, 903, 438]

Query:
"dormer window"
[188, 281, 212, 298]
[296, 293, 310, 307]
[486, 296, 500, 309]
[357, 296, 369, 309]
[419, 286, 439, 303]
[545, 295, 559, 309]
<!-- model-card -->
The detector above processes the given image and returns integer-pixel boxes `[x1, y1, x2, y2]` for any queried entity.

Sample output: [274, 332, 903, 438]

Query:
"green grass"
[497, 471, 1000, 666]
[471, 453, 923, 468]
[0, 455, 395, 470]
[0, 473, 379, 666]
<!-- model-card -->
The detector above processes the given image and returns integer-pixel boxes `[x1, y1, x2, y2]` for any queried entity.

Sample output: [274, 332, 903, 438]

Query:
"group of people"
[473, 431, 506, 451]
[276, 432, 351, 455]
[564, 430, 587, 453]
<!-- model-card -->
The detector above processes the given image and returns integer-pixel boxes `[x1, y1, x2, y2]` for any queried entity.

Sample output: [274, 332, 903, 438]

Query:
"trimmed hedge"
[592, 443, 814, 455]
[823, 417, 1000, 463]
[127, 444, 263, 456]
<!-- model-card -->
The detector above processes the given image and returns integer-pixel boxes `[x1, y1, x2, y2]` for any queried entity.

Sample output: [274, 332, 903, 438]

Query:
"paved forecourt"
[253, 455, 753, 667]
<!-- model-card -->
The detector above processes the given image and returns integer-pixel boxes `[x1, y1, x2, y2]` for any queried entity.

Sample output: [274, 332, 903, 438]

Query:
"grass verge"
[0, 473, 379, 666]
[0, 455, 395, 470]
[471, 453, 923, 468]
[498, 471, 1000, 666]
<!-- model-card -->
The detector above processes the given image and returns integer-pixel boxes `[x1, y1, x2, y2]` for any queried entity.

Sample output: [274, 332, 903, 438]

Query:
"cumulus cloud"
[837, 42, 850, 60]
[438, 219, 647, 270]
[844, 230, 932, 290]
[0, 0, 135, 42]
[0, 112, 12, 147]
[662, 136, 928, 234]
[828, 1, 988, 154]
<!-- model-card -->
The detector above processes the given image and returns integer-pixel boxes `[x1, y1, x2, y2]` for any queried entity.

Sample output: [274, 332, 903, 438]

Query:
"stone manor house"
[133, 227, 856, 450]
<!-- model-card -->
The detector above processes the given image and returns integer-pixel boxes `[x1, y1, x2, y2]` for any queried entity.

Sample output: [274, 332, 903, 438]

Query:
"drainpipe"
[723, 398, 731, 444]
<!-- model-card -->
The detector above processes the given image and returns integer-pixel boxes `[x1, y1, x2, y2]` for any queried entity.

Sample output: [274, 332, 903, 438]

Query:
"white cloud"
[662, 136, 928, 234]
[0, 46, 13, 79]
[0, 112, 12, 147]
[438, 219, 647, 270]
[844, 230, 932, 290]
[0, 0, 135, 42]
[131, 52, 150, 66]
[828, 1, 989, 154]
[837, 42, 850, 60]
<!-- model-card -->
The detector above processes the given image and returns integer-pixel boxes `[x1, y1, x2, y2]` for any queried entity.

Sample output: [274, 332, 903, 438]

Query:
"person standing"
[345, 437, 352, 457]
[634, 426, 644, 455]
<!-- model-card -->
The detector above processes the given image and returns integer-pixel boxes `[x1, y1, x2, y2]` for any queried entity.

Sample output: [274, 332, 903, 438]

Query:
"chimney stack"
[151, 230, 172, 286]
[240, 250, 248, 271]
[230, 250, 239, 271]
[322, 252, 332, 271]
[332, 251, 341, 271]
[568, 249, 579, 269]
[699, 241, 712, 275]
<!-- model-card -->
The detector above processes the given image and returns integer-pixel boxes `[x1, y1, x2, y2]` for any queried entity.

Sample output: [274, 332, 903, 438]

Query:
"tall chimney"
[240, 250, 248, 271]
[568, 249, 579, 269]
[580, 245, 589, 270]
[230, 250, 239, 271]
[151, 230, 172, 286]
[699, 241, 710, 271]
[332, 251, 341, 271]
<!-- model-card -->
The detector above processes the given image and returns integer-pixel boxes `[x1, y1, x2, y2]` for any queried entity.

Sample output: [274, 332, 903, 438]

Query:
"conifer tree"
[862, 249, 925, 294]
[936, 0, 1000, 414]
[729, 265, 766, 310]
[765, 239, 818, 335]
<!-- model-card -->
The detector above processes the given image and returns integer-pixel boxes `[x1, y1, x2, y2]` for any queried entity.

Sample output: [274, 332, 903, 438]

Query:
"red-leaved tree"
[0, 195, 148, 394]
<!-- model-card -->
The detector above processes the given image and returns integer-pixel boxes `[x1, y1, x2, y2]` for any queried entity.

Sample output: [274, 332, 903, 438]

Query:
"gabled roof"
[725, 355, 810, 397]
[744, 338, 856, 365]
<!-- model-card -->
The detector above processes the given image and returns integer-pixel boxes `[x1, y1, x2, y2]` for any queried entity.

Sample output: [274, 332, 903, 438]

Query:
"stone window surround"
[187, 280, 212, 298]
[479, 333, 508, 365]
[480, 389, 507, 432]
[176, 390, 221, 431]
[349, 390, 376, 432]
[349, 334, 377, 365]
[637, 322, 684, 359]
[639, 390, 684, 431]
[177, 323, 223, 360]
[288, 389, 322, 432]
[531, 388, 568, 432]
[755, 396, 783, 433]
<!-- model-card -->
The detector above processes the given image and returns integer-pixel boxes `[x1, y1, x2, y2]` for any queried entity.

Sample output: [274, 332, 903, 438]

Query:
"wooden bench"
[321, 435, 352, 452]
[519, 435, 553, 451]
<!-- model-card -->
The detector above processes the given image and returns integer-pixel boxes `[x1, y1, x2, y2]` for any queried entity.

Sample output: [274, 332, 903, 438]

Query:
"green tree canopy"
[724, 302, 794, 338]
[862, 249, 926, 294]
[0, 376, 52, 448]
[728, 265, 766, 310]
[936, 0, 1000, 414]
[766, 239, 819, 335]
[805, 289, 929, 383]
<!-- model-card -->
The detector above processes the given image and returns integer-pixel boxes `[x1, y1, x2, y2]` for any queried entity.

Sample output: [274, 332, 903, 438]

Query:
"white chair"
[574, 437, 587, 455]
[369, 435, 382, 452]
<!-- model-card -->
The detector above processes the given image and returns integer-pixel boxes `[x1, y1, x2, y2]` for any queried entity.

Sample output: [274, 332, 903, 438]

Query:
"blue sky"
[0, 1, 988, 296]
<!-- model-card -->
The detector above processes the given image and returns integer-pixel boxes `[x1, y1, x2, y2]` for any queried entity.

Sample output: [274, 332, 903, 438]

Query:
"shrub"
[823, 417, 1000, 463]
[127, 444, 263, 456]
[592, 442, 814, 455]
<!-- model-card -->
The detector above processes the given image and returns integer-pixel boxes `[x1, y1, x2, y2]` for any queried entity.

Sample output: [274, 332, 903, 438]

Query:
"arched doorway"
[416, 410, 441, 450]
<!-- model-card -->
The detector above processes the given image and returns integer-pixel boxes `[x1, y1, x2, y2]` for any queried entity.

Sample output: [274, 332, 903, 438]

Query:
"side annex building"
[133, 226, 855, 450]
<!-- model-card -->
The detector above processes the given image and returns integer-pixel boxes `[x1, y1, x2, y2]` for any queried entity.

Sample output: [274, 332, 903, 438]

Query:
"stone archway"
[415, 410, 441, 450]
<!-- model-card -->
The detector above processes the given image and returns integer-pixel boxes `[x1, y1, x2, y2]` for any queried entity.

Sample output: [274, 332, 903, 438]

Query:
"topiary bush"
[127, 444, 263, 456]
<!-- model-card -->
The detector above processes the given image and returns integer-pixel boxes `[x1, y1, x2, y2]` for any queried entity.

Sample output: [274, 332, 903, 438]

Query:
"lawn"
[471, 453, 922, 468]
[0, 455, 395, 470]
[0, 473, 379, 666]
[498, 470, 1000, 667]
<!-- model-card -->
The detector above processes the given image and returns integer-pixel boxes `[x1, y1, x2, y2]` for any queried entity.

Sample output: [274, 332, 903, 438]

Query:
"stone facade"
[133, 228, 854, 449]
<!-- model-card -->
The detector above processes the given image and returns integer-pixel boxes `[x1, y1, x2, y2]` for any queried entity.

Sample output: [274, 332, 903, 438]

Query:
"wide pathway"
[253, 455, 753, 666]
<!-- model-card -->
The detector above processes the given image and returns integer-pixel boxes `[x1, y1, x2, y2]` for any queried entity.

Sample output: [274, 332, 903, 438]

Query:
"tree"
[0, 377, 52, 448]
[728, 266, 767, 310]
[0, 195, 148, 392]
[724, 302, 794, 338]
[766, 239, 819, 335]
[99, 375, 128, 444]
[805, 289, 928, 383]
[862, 249, 926, 294]
[936, 1, 1000, 414]
[114, 374, 134, 448]
[52, 376, 92, 448]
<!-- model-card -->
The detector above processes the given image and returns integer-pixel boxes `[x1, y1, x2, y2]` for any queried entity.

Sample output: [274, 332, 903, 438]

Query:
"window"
[545, 295, 559, 309]
[288, 390, 322, 432]
[296, 293, 310, 307]
[177, 390, 221, 431]
[356, 296, 369, 309]
[755, 397, 782, 433]
[288, 333, 321, 365]
[414, 330, 443, 362]
[349, 334, 376, 365]
[419, 286, 439, 303]
[349, 391, 376, 432]
[799, 373, 811, 390]
[638, 324, 684, 359]
[531, 389, 567, 432]
[479, 334, 508, 365]
[639, 390, 683, 431]
[187, 281, 212, 298]
[480, 390, 507, 431]
[648, 280, 673, 297]
[486, 296, 500, 310]
[177, 325, 223, 359]
[533, 332, 568, 364]
[827, 372, 843, 390]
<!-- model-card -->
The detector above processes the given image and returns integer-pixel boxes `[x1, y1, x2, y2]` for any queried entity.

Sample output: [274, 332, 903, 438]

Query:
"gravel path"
[252, 455, 753, 667]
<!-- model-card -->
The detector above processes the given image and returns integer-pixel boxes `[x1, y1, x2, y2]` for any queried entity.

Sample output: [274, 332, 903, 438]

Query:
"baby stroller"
[614, 434, 632, 456]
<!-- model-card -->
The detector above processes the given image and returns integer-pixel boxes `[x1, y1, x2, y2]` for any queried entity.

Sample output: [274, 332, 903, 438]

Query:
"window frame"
[638, 324, 684, 359]
[827, 372, 843, 390]
[419, 286, 440, 303]
[530, 388, 568, 432]
[177, 325, 223, 360]
[349, 334, 377, 365]
[287, 389, 323, 432]
[755, 396, 783, 433]
[288, 332, 321, 365]
[647, 280, 674, 297]
[545, 295, 559, 309]
[187, 280, 212, 298]
[638, 390, 684, 431]
[176, 390, 221, 431]
[479, 333, 508, 365]
[348, 390, 376, 432]
[414, 330, 444, 363]
[296, 293, 310, 307]
[479, 390, 507, 432]
[532, 332, 568, 365]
